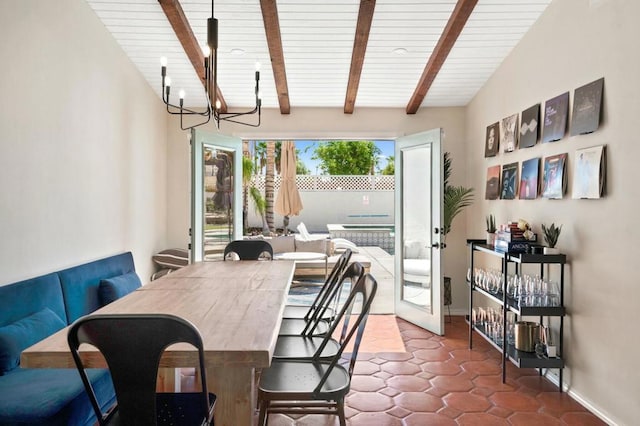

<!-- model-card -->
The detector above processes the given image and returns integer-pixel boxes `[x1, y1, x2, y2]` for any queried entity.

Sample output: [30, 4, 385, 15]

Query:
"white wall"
[465, 0, 639, 424]
[165, 107, 471, 312]
[0, 0, 168, 284]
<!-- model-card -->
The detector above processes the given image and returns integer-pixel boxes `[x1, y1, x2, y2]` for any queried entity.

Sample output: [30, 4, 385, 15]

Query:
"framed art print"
[501, 162, 519, 199]
[519, 157, 540, 199]
[542, 92, 569, 143]
[542, 153, 568, 199]
[501, 114, 519, 153]
[570, 78, 604, 136]
[485, 122, 500, 157]
[520, 104, 540, 148]
[485, 165, 501, 200]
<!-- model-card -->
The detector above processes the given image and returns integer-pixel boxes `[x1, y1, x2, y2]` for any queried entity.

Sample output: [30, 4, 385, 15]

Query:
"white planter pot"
[486, 232, 496, 246]
[543, 247, 560, 254]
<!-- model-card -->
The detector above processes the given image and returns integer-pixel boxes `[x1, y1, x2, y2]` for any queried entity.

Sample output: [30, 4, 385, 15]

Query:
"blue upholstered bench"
[0, 252, 141, 426]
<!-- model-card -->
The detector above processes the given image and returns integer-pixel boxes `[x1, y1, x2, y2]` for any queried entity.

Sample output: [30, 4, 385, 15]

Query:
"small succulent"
[541, 223, 562, 248]
[486, 214, 497, 233]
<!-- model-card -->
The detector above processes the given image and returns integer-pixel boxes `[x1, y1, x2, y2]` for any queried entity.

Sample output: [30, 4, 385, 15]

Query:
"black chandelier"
[160, 0, 261, 130]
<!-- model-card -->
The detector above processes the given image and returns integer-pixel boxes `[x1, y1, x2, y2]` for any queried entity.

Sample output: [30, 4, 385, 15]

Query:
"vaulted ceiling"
[86, 0, 551, 114]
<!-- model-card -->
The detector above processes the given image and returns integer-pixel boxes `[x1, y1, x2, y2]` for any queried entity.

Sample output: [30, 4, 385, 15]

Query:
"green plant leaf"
[444, 185, 474, 235]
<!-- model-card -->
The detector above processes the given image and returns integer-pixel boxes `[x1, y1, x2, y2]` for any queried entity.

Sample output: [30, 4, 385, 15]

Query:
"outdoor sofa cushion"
[0, 308, 66, 374]
[152, 248, 189, 270]
[99, 271, 142, 305]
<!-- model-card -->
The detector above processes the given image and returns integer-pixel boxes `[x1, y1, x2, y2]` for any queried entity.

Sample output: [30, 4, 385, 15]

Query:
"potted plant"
[443, 152, 474, 310]
[486, 214, 497, 246]
[541, 223, 562, 254]
[443, 152, 474, 239]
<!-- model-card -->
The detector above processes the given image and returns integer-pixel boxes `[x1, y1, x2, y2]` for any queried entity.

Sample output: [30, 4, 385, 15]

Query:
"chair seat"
[278, 318, 329, 336]
[273, 336, 340, 360]
[104, 393, 216, 426]
[282, 305, 335, 320]
[259, 360, 350, 399]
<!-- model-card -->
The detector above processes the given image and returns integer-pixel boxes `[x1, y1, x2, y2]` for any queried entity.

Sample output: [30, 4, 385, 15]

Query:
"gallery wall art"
[542, 92, 570, 143]
[520, 104, 540, 148]
[570, 78, 604, 136]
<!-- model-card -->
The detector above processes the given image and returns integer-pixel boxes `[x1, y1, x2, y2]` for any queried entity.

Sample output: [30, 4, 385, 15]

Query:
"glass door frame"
[191, 129, 243, 262]
[394, 128, 444, 335]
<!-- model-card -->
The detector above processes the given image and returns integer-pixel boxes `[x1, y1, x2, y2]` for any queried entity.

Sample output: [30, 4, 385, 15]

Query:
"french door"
[190, 129, 242, 262]
[394, 129, 444, 334]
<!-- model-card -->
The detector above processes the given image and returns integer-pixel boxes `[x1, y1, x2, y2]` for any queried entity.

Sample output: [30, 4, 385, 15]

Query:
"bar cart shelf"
[467, 239, 567, 391]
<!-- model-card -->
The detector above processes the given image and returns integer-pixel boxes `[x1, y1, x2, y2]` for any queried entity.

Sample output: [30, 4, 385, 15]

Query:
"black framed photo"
[520, 104, 540, 148]
[501, 114, 519, 153]
[570, 77, 604, 136]
[542, 92, 569, 143]
[485, 122, 500, 157]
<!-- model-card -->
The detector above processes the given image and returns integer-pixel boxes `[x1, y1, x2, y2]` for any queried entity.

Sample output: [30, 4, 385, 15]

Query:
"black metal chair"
[67, 314, 216, 426]
[273, 260, 367, 360]
[277, 261, 365, 338]
[223, 240, 273, 260]
[257, 273, 377, 426]
[282, 248, 352, 322]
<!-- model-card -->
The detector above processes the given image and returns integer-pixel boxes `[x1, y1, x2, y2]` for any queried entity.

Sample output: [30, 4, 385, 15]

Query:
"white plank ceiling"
[86, 0, 551, 110]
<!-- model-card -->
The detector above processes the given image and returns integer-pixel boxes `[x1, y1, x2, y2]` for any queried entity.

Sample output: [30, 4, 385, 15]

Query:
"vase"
[486, 232, 496, 246]
[543, 247, 560, 254]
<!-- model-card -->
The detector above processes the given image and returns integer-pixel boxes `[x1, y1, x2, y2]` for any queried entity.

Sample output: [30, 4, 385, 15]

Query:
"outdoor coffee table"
[274, 251, 328, 279]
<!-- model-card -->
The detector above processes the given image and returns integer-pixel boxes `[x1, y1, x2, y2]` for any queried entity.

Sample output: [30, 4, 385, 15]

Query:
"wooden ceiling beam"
[406, 0, 478, 114]
[260, 0, 290, 114]
[158, 0, 227, 112]
[344, 0, 376, 114]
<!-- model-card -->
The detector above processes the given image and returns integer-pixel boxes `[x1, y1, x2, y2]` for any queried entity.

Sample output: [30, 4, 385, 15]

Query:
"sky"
[295, 139, 395, 174]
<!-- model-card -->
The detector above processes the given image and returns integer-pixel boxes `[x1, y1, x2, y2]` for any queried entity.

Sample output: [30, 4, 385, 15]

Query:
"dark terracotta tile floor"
[262, 315, 606, 426]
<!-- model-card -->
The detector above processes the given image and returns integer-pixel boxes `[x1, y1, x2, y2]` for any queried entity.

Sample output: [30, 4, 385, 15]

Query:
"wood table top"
[21, 260, 296, 370]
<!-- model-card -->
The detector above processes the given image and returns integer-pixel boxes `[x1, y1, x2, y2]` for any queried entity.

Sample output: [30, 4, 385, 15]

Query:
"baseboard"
[542, 370, 617, 425]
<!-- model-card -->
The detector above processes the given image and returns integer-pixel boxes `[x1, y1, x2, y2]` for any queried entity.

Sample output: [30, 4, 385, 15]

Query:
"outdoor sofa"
[0, 252, 141, 425]
[255, 234, 371, 277]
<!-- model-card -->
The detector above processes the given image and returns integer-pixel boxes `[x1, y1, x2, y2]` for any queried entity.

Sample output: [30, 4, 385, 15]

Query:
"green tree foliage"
[296, 157, 310, 175]
[380, 155, 394, 175]
[313, 140, 381, 175]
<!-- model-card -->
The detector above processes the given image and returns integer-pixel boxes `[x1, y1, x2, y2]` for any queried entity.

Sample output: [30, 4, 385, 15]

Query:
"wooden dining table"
[21, 260, 296, 426]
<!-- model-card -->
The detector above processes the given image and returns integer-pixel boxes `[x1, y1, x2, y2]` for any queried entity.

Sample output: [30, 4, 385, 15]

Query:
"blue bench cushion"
[58, 252, 135, 323]
[0, 308, 66, 374]
[0, 273, 66, 327]
[0, 368, 115, 426]
[99, 272, 142, 305]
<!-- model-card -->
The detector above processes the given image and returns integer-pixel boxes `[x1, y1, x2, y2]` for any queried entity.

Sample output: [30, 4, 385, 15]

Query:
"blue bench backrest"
[58, 252, 135, 323]
[0, 273, 67, 326]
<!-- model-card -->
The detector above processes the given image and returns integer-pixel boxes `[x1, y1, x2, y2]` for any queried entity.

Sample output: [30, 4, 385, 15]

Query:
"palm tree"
[265, 141, 276, 234]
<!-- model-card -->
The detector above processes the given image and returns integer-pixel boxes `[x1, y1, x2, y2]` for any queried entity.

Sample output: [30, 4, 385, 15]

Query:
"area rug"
[288, 281, 405, 352]
[337, 314, 406, 353]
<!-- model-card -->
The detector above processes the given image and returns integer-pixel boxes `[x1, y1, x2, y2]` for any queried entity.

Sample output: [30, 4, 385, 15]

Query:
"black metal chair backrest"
[313, 273, 377, 395]
[303, 260, 365, 337]
[223, 240, 273, 260]
[302, 248, 352, 321]
[67, 314, 212, 425]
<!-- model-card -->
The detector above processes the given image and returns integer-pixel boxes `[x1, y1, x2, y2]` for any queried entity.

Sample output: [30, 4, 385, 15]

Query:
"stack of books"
[494, 222, 532, 253]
